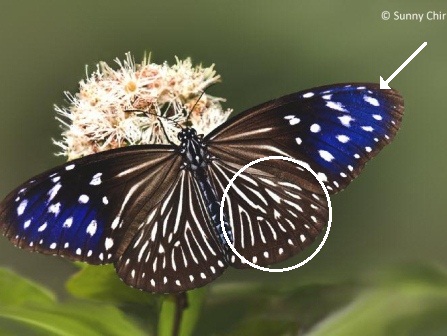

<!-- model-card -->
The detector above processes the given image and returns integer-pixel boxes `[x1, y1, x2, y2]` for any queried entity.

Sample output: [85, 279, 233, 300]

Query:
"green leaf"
[0, 268, 55, 306]
[0, 267, 147, 336]
[0, 304, 147, 336]
[158, 288, 207, 336]
[66, 264, 157, 306]
[306, 264, 447, 336]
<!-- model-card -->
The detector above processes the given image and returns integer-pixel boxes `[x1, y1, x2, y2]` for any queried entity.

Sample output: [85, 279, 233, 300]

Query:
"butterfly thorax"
[178, 127, 209, 171]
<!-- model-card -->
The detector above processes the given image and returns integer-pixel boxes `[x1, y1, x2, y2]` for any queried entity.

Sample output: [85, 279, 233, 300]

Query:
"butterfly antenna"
[185, 82, 217, 125]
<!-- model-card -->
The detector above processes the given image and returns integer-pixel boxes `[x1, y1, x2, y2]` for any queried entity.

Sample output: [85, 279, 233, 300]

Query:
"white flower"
[53, 52, 232, 160]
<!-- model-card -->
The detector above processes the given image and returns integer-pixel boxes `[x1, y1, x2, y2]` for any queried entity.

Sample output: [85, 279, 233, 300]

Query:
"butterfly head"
[178, 127, 208, 171]
[178, 127, 197, 140]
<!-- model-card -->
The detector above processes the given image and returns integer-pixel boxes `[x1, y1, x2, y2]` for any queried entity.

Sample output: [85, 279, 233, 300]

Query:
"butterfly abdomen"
[178, 127, 233, 258]
[194, 168, 233, 253]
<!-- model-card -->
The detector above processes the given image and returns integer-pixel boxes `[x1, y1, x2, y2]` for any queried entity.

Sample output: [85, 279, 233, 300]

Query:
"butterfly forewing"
[0, 146, 180, 265]
[116, 169, 227, 293]
[206, 83, 404, 194]
[207, 159, 328, 268]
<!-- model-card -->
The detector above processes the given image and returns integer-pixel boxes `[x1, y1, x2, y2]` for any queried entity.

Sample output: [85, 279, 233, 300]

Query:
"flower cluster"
[53, 52, 232, 160]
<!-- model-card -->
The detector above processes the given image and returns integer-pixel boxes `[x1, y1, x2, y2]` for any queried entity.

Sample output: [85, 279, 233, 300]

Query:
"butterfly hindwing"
[116, 169, 228, 293]
[206, 83, 404, 194]
[207, 159, 329, 268]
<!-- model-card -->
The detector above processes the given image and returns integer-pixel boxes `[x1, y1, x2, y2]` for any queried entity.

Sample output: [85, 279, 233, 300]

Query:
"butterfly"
[0, 83, 404, 293]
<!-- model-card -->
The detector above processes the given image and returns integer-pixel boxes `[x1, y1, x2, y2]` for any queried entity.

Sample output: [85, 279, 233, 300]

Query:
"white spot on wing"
[336, 134, 350, 143]
[86, 220, 97, 236]
[90, 173, 102, 186]
[310, 124, 321, 133]
[105, 237, 114, 250]
[23, 219, 31, 229]
[17, 200, 28, 216]
[363, 95, 380, 106]
[38, 222, 47, 232]
[372, 114, 382, 120]
[361, 126, 374, 132]
[78, 194, 89, 204]
[303, 92, 314, 98]
[111, 217, 120, 230]
[338, 115, 354, 127]
[48, 202, 61, 216]
[47, 183, 62, 202]
[65, 164, 75, 171]
[63, 217, 73, 228]
[288, 117, 301, 125]
[319, 150, 335, 162]
[326, 101, 348, 112]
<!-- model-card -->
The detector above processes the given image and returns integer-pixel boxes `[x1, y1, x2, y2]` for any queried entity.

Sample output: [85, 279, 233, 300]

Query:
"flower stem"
[172, 292, 188, 336]
[158, 288, 206, 336]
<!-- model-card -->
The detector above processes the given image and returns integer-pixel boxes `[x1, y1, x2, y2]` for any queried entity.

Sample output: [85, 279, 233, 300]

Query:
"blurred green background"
[0, 1, 446, 335]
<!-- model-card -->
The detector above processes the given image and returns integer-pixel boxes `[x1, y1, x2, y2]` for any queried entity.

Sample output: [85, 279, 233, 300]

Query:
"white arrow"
[380, 42, 427, 89]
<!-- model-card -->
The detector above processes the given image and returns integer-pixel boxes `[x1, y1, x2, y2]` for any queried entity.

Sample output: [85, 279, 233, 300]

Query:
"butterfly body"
[178, 127, 233, 255]
[0, 83, 404, 293]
